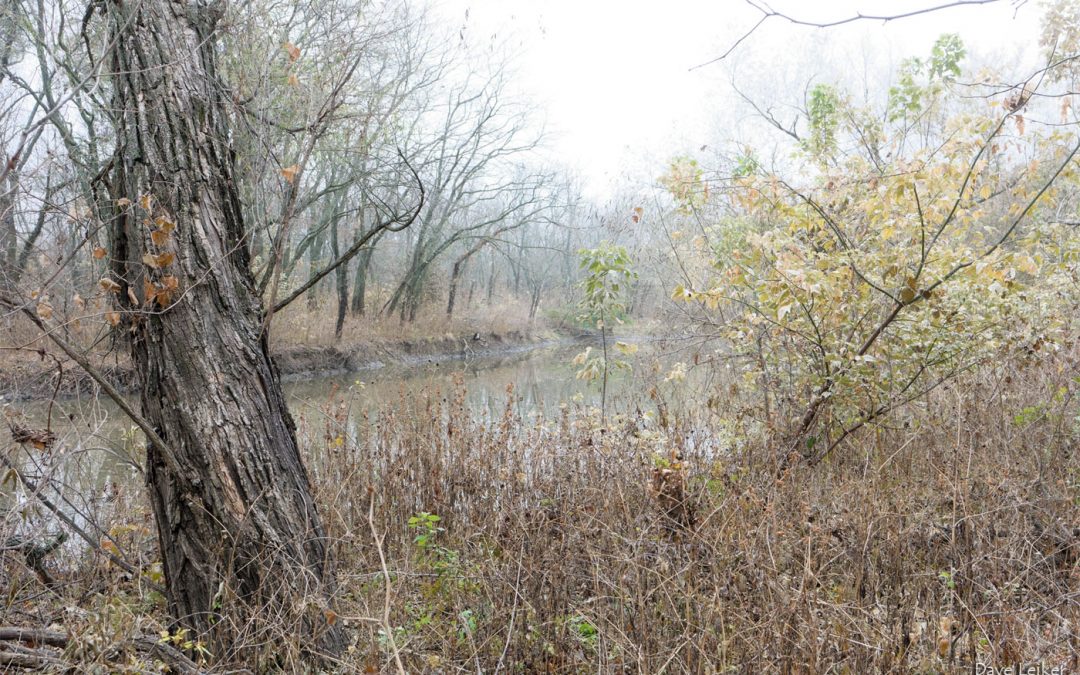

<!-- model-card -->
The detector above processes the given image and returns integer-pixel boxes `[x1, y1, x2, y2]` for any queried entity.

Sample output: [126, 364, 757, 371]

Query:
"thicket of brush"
[2, 345, 1078, 673]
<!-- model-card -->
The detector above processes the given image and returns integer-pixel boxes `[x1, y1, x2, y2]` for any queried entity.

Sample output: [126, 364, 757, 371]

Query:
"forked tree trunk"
[528, 280, 543, 323]
[104, 0, 343, 662]
[447, 240, 488, 319]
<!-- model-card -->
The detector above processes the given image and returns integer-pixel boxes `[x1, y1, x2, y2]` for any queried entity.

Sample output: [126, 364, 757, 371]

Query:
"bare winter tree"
[383, 70, 548, 322]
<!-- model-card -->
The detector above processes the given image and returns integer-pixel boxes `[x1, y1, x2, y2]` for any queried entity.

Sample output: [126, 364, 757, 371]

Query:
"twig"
[367, 487, 407, 675]
[0, 448, 147, 582]
[692, 0, 1005, 69]
[270, 153, 424, 316]
[0, 292, 181, 478]
[493, 544, 525, 674]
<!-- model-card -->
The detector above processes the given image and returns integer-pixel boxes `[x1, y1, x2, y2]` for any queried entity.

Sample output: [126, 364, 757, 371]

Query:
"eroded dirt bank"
[1, 330, 590, 402]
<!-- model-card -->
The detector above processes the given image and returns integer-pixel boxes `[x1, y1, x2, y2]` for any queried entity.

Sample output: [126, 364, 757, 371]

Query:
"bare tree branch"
[270, 151, 424, 315]
[692, 0, 1007, 70]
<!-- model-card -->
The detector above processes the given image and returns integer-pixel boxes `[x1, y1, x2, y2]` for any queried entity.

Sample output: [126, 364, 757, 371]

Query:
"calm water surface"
[7, 343, 651, 493]
[3, 340, 723, 548]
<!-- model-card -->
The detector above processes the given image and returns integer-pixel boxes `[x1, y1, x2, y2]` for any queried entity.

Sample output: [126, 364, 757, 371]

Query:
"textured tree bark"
[104, 0, 344, 662]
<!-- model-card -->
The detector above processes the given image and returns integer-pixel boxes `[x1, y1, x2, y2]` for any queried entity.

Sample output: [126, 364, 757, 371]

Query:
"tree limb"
[693, 0, 1006, 70]
[0, 293, 181, 478]
[270, 152, 424, 315]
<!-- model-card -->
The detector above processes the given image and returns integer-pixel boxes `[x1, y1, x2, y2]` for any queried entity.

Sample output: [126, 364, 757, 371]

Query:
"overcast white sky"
[432, 0, 1042, 198]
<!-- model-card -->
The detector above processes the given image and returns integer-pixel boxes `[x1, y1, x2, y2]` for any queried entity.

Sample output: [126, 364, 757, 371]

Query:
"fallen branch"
[2, 531, 67, 587]
[0, 646, 65, 670]
[0, 626, 204, 673]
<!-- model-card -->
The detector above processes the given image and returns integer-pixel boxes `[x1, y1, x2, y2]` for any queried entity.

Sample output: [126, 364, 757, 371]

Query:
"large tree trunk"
[0, 168, 15, 290]
[331, 216, 348, 340]
[306, 225, 325, 310]
[446, 259, 461, 318]
[486, 255, 497, 305]
[104, 0, 343, 663]
[351, 246, 371, 316]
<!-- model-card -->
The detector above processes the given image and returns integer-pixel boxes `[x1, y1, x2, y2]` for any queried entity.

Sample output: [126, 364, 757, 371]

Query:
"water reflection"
[3, 340, 717, 554]
[6, 344, 617, 495]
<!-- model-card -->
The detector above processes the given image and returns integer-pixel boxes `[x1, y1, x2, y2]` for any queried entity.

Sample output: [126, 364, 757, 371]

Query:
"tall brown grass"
[2, 343, 1078, 672]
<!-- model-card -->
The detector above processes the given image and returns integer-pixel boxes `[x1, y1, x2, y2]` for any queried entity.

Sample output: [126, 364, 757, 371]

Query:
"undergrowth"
[2, 345, 1078, 672]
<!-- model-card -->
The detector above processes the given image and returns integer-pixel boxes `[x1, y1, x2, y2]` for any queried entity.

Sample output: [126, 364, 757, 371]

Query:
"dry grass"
[271, 296, 546, 349]
[1, 341, 1078, 672]
[300, 351, 1079, 673]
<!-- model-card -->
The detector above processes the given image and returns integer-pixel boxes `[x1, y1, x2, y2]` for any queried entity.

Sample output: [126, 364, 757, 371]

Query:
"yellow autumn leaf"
[1016, 254, 1038, 275]
[153, 275, 180, 307]
[614, 341, 638, 356]
[155, 215, 177, 233]
[143, 252, 176, 268]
